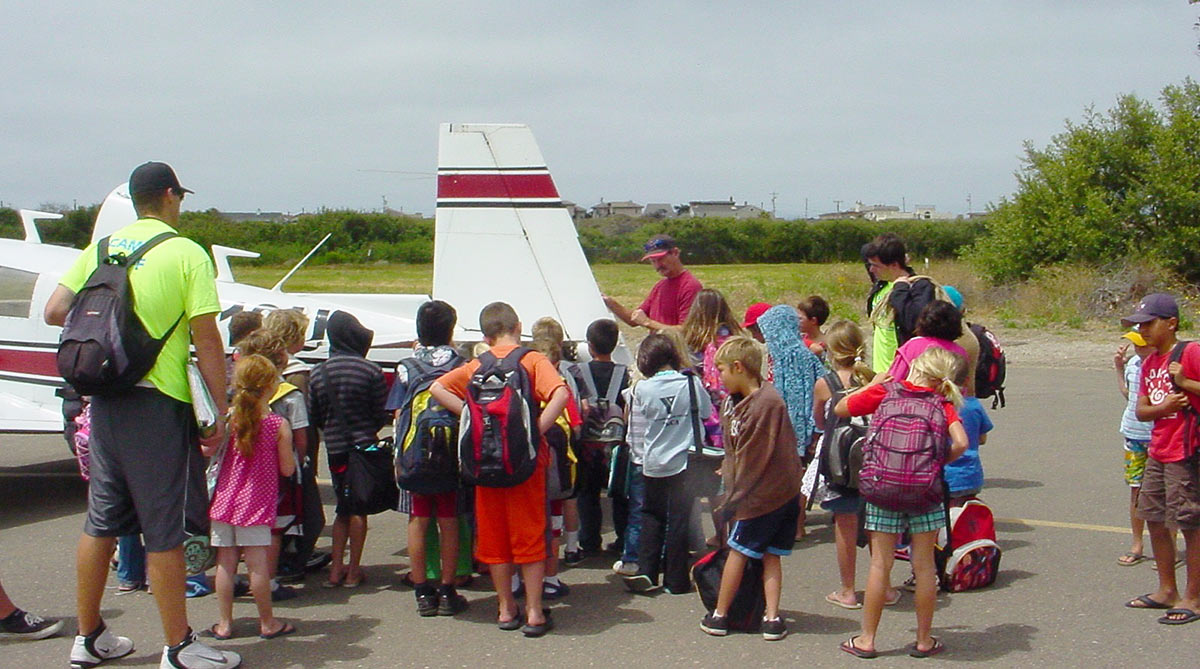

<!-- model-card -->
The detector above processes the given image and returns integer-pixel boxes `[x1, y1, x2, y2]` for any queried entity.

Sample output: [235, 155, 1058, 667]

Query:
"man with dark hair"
[416, 300, 457, 347]
[603, 234, 703, 331]
[45, 162, 239, 668]
[863, 233, 941, 372]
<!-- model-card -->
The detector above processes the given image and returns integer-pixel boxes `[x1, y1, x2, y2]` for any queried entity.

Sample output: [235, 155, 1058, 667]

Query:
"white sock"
[543, 575, 561, 586]
[565, 531, 580, 553]
[270, 579, 279, 592]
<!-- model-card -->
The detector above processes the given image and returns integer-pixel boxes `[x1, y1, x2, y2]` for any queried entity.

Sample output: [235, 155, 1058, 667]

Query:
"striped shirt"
[309, 354, 389, 455]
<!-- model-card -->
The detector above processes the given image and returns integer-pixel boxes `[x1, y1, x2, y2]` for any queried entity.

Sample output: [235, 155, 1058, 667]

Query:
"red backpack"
[858, 382, 949, 513]
[935, 498, 1001, 591]
[458, 348, 541, 488]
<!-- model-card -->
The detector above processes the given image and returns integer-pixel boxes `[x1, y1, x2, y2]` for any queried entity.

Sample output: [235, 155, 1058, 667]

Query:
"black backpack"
[817, 371, 867, 495]
[458, 348, 541, 488]
[57, 233, 182, 396]
[394, 352, 464, 495]
[969, 323, 1007, 409]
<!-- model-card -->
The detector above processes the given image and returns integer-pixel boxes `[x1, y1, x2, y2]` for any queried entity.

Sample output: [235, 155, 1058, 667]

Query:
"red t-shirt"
[639, 269, 702, 326]
[1139, 342, 1200, 462]
[844, 380, 961, 426]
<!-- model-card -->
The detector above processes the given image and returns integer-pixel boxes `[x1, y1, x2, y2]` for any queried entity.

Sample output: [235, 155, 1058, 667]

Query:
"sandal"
[840, 635, 877, 659]
[884, 589, 902, 606]
[321, 575, 344, 589]
[825, 592, 861, 610]
[909, 637, 945, 658]
[1117, 551, 1147, 566]
[205, 624, 234, 641]
[259, 622, 297, 639]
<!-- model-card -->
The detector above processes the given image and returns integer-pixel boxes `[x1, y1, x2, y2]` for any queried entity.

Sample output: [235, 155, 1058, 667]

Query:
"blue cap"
[943, 285, 964, 311]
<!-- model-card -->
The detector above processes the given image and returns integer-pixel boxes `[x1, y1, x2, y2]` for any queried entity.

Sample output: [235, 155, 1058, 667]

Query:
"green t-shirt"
[869, 282, 898, 374]
[59, 218, 221, 403]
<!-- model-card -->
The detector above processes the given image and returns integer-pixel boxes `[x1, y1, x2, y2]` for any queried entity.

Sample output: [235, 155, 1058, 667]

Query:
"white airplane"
[0, 123, 619, 435]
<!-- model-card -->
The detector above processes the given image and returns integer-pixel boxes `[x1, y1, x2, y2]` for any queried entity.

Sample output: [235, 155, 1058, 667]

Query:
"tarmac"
[3, 366, 1200, 667]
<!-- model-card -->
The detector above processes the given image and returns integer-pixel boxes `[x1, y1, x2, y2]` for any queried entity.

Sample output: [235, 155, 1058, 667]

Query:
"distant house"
[816, 210, 864, 220]
[689, 198, 768, 219]
[911, 205, 954, 220]
[562, 200, 588, 222]
[849, 201, 955, 221]
[643, 203, 675, 219]
[591, 200, 643, 218]
[218, 211, 298, 224]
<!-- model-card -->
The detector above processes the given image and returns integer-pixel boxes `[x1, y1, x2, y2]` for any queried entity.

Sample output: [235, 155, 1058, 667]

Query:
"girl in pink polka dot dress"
[205, 354, 297, 640]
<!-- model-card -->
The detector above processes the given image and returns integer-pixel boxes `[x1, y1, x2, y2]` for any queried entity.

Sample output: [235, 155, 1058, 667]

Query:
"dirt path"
[992, 325, 1121, 371]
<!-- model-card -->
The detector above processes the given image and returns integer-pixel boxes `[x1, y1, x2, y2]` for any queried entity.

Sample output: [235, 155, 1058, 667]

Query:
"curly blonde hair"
[263, 309, 308, 350]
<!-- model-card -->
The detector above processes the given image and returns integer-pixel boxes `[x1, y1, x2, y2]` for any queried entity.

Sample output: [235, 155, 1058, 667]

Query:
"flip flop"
[840, 635, 878, 659]
[1159, 608, 1200, 625]
[1147, 557, 1185, 569]
[1118, 552, 1147, 566]
[909, 637, 945, 658]
[522, 610, 554, 638]
[260, 622, 297, 639]
[321, 578, 343, 589]
[884, 589, 902, 606]
[1126, 594, 1172, 610]
[342, 574, 367, 588]
[205, 624, 233, 641]
[825, 592, 862, 610]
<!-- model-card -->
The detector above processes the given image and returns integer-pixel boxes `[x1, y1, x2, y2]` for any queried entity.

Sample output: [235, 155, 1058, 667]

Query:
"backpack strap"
[684, 372, 705, 455]
[604, 364, 626, 405]
[1170, 341, 1199, 458]
[580, 362, 599, 399]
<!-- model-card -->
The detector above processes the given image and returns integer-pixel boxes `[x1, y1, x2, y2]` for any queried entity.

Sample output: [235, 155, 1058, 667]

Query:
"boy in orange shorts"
[431, 302, 569, 636]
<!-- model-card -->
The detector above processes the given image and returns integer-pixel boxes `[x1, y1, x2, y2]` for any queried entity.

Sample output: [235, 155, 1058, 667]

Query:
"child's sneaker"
[542, 579, 571, 599]
[0, 608, 63, 640]
[69, 621, 135, 668]
[563, 550, 585, 566]
[415, 589, 439, 617]
[115, 580, 145, 596]
[159, 630, 241, 668]
[437, 586, 469, 616]
[761, 616, 787, 641]
[611, 560, 638, 576]
[623, 574, 661, 594]
[700, 612, 728, 637]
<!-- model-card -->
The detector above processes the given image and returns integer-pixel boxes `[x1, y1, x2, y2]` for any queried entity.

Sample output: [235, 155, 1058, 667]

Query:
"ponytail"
[907, 347, 964, 408]
[229, 354, 278, 458]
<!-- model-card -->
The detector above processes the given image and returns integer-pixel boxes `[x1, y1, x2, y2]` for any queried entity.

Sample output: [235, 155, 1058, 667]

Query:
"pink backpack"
[858, 382, 949, 513]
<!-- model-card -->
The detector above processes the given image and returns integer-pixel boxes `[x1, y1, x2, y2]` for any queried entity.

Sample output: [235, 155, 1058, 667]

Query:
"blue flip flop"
[1159, 608, 1200, 625]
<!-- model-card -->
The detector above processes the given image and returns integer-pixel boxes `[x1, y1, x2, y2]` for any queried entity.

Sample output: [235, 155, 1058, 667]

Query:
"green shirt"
[869, 281, 898, 374]
[60, 218, 221, 403]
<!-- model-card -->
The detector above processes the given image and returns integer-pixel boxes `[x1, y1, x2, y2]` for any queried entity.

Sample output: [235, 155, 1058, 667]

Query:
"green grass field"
[234, 259, 994, 324]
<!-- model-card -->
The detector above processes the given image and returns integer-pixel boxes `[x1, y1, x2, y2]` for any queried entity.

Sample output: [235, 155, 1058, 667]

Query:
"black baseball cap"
[129, 161, 193, 195]
[1121, 293, 1179, 325]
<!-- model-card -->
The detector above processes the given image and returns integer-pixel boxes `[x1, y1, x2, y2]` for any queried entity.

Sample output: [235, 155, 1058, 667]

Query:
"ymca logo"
[659, 396, 675, 413]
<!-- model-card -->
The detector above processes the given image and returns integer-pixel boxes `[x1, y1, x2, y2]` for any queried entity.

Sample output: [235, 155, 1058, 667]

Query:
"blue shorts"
[820, 493, 862, 515]
[728, 495, 800, 559]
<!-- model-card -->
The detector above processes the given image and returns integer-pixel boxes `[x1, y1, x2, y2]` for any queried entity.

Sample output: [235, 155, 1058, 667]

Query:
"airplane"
[0, 123, 621, 436]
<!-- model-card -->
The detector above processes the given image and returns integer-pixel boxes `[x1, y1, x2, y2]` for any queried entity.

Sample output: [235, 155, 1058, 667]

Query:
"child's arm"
[812, 376, 830, 432]
[1170, 361, 1200, 396]
[947, 421, 968, 462]
[1114, 344, 1130, 399]
[429, 382, 465, 416]
[1136, 392, 1187, 422]
[276, 419, 295, 477]
[538, 385, 570, 436]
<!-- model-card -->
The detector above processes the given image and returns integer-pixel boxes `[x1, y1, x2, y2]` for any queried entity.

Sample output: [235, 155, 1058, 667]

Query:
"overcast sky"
[2, 2, 1197, 219]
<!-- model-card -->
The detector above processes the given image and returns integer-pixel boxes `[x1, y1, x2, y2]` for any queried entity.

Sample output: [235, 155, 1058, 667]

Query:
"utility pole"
[804, 197, 809, 219]
[834, 199, 842, 213]
[966, 193, 972, 213]
[769, 191, 778, 218]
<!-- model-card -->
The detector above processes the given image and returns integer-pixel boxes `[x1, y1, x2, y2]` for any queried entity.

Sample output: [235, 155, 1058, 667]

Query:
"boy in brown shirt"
[702, 336, 803, 641]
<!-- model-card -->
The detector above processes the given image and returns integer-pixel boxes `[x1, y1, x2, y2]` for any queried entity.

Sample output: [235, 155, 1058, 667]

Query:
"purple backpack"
[858, 382, 950, 513]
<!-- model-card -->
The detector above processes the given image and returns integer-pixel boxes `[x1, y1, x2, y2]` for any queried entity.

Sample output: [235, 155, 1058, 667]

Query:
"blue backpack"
[394, 352, 464, 494]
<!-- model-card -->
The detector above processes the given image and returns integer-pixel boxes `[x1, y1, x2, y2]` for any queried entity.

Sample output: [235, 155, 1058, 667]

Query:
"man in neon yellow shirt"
[45, 162, 240, 669]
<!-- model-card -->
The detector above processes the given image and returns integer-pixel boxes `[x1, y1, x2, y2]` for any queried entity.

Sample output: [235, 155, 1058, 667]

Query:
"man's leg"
[146, 546, 190, 646]
[76, 534, 117, 636]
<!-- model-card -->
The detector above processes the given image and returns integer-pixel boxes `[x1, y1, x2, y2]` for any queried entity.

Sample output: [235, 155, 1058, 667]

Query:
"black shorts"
[328, 451, 361, 516]
[727, 495, 801, 559]
[84, 388, 206, 553]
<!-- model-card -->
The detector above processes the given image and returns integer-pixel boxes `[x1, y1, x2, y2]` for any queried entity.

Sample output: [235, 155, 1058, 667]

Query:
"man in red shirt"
[603, 235, 702, 331]
[1122, 293, 1200, 624]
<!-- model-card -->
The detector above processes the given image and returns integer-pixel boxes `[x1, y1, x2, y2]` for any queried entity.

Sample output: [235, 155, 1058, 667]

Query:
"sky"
[2, 2, 1198, 219]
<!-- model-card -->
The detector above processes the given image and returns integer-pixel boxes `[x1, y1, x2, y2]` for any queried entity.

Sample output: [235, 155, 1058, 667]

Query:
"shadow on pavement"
[938, 622, 1038, 661]
[0, 461, 87, 530]
[228, 614, 380, 668]
[984, 477, 1044, 490]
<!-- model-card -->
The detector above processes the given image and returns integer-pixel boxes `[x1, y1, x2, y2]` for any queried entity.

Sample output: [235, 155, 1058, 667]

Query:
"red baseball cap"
[742, 302, 772, 328]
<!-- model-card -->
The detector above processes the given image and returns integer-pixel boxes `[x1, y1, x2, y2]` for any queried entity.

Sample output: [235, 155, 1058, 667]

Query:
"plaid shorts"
[863, 502, 945, 535]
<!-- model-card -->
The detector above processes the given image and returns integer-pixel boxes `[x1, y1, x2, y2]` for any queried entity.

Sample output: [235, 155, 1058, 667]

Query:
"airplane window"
[0, 266, 37, 318]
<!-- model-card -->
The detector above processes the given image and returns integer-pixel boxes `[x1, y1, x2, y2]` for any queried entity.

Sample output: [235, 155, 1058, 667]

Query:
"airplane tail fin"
[433, 123, 610, 344]
[91, 183, 137, 245]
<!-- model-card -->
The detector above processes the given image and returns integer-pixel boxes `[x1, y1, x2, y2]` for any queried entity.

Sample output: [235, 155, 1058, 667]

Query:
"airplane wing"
[0, 385, 64, 432]
[432, 123, 612, 343]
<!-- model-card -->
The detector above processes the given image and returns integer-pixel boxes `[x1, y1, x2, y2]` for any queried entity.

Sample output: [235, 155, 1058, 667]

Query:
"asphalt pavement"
[3, 366, 1200, 667]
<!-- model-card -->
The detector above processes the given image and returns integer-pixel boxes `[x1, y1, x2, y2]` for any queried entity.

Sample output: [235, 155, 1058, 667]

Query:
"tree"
[970, 79, 1200, 282]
